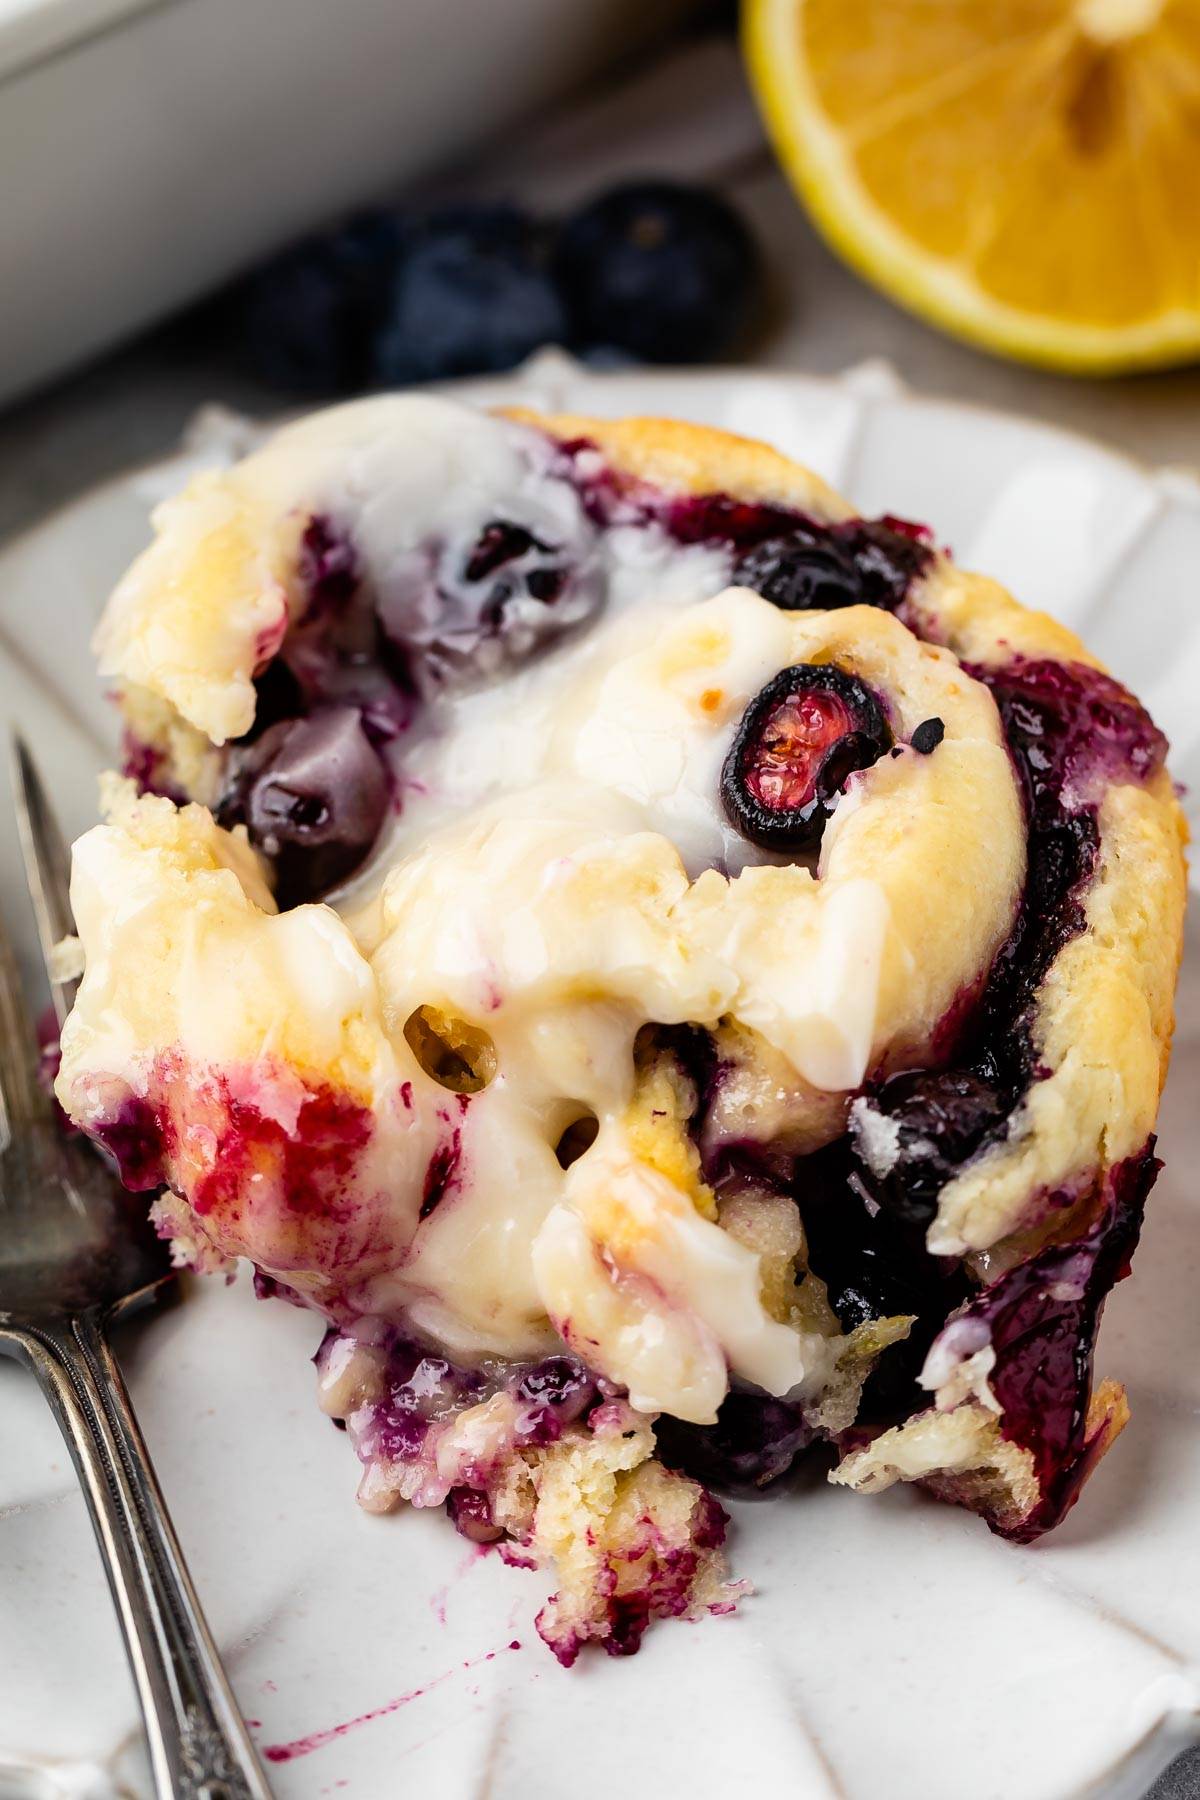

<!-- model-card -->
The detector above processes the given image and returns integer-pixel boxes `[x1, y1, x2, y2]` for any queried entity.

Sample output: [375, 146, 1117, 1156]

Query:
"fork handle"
[13, 1310, 273, 1800]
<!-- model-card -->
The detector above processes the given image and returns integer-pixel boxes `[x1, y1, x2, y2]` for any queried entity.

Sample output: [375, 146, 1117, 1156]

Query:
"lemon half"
[744, 0, 1200, 372]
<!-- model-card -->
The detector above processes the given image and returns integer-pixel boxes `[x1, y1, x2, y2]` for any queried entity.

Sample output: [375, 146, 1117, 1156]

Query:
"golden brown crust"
[505, 407, 852, 518]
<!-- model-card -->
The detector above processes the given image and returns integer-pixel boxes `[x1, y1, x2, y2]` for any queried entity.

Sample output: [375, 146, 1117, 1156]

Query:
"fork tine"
[0, 901, 42, 1154]
[11, 734, 77, 1030]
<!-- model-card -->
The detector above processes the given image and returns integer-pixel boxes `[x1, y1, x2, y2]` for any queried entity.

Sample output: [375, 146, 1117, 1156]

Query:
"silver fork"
[1, 737, 272, 1800]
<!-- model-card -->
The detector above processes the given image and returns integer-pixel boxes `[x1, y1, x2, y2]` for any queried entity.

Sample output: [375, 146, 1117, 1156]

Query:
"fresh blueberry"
[237, 211, 404, 394]
[374, 204, 567, 384]
[721, 664, 892, 852]
[554, 181, 762, 363]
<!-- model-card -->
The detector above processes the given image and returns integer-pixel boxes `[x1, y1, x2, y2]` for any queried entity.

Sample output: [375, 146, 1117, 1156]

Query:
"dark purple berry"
[733, 518, 933, 614]
[460, 520, 569, 624]
[655, 1388, 811, 1490]
[855, 1068, 1010, 1228]
[839, 517, 933, 608]
[376, 513, 602, 691]
[249, 659, 306, 739]
[734, 533, 864, 611]
[911, 717, 945, 754]
[795, 1139, 969, 1420]
[373, 205, 567, 385]
[447, 1487, 504, 1544]
[721, 664, 892, 851]
[516, 1357, 588, 1406]
[941, 1145, 1157, 1541]
[221, 706, 388, 905]
[237, 211, 405, 395]
[554, 181, 762, 363]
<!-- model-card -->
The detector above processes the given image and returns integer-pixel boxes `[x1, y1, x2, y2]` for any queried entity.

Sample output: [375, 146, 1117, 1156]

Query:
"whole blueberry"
[220, 706, 389, 906]
[555, 181, 762, 363]
[237, 211, 405, 394]
[374, 204, 567, 385]
[735, 532, 865, 611]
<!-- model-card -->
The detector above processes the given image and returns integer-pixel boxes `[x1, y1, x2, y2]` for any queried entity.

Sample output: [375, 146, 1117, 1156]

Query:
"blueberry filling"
[941, 1143, 1158, 1540]
[734, 534, 867, 611]
[673, 652, 1166, 1495]
[119, 732, 186, 805]
[855, 1069, 1010, 1231]
[445, 1486, 504, 1544]
[851, 657, 1168, 1225]
[283, 518, 414, 742]
[315, 1326, 605, 1488]
[731, 517, 931, 614]
[797, 1139, 970, 1421]
[548, 430, 933, 608]
[514, 1355, 598, 1420]
[655, 1388, 812, 1491]
[456, 519, 572, 627]
[419, 1133, 463, 1221]
[721, 663, 893, 852]
[300, 513, 360, 611]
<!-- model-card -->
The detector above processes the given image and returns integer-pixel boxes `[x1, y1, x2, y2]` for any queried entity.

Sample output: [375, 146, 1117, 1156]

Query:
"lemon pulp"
[744, 0, 1200, 371]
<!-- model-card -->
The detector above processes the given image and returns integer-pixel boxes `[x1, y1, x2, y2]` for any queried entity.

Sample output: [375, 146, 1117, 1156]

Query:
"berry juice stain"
[261, 1640, 524, 1764]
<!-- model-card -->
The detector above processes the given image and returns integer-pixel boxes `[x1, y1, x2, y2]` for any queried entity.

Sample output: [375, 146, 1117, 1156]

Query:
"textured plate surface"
[0, 357, 1197, 1800]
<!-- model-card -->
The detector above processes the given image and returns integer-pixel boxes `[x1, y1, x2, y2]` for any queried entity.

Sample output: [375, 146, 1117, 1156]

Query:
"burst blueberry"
[461, 519, 569, 625]
[733, 518, 933, 614]
[854, 1068, 1009, 1228]
[721, 664, 892, 851]
[734, 532, 865, 611]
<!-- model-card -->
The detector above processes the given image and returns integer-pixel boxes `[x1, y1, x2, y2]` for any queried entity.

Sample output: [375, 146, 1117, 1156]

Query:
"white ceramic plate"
[1, 357, 1198, 1800]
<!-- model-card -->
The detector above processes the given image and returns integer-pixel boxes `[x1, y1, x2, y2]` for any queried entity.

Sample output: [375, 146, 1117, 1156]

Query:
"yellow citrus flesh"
[744, 0, 1200, 371]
